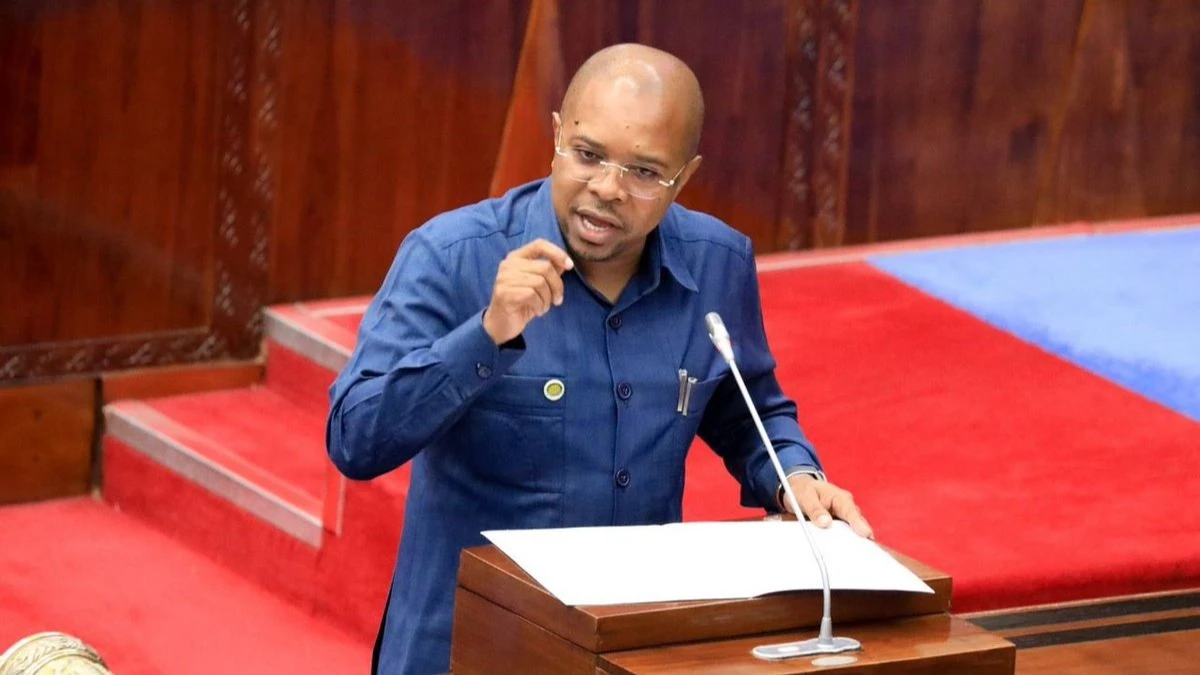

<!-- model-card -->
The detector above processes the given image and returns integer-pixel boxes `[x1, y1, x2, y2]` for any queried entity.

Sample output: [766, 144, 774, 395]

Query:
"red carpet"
[0, 498, 369, 674]
[746, 262, 1200, 611]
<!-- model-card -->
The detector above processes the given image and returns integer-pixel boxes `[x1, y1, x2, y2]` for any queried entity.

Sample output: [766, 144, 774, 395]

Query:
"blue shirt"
[327, 179, 821, 675]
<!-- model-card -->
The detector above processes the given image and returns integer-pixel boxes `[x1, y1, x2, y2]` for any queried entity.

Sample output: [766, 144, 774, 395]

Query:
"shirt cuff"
[436, 309, 525, 402]
[776, 467, 827, 512]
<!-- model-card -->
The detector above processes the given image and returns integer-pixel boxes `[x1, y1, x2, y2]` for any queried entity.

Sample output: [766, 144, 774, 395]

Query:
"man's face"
[550, 79, 697, 270]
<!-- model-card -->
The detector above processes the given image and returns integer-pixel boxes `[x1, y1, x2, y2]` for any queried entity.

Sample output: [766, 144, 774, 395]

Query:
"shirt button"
[476, 363, 492, 379]
[616, 382, 632, 400]
[615, 469, 631, 488]
[607, 315, 623, 330]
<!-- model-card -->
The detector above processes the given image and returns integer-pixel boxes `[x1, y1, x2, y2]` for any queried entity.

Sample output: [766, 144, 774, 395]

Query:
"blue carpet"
[869, 227, 1200, 422]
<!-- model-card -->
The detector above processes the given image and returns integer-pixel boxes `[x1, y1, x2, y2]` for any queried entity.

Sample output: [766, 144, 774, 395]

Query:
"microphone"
[705, 312, 734, 364]
[703, 311, 862, 659]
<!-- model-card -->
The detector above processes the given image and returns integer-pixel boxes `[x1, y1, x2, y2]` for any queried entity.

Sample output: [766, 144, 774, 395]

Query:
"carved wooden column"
[211, 0, 277, 361]
[777, 0, 859, 251]
[776, 0, 820, 252]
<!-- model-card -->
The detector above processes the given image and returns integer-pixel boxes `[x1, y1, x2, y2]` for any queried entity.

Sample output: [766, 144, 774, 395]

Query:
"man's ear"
[673, 155, 703, 196]
[551, 112, 562, 141]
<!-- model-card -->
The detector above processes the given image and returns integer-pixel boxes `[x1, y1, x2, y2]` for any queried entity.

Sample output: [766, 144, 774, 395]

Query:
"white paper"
[482, 520, 933, 606]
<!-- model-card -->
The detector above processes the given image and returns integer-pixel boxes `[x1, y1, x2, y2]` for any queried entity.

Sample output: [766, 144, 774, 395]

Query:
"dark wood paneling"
[3, 0, 1200, 386]
[0, 379, 95, 504]
[845, 0, 1085, 243]
[0, 0, 269, 382]
[267, 0, 531, 302]
[451, 588, 600, 675]
[10, 1, 219, 343]
[1104, 0, 1200, 218]
[1034, 0, 1148, 223]
[0, 1, 39, 169]
[844, 0, 1200, 245]
[630, 0, 793, 253]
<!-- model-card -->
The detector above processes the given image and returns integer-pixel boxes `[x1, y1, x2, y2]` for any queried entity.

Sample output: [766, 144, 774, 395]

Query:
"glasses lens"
[558, 151, 661, 199]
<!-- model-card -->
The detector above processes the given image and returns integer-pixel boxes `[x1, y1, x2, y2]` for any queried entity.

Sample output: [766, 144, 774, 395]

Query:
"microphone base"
[751, 636, 862, 661]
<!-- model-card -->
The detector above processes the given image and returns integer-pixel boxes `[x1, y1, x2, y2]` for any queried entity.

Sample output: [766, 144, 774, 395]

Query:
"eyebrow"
[571, 134, 669, 170]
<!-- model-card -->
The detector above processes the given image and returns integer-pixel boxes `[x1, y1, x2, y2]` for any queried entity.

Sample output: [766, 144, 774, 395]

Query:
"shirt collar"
[524, 180, 699, 294]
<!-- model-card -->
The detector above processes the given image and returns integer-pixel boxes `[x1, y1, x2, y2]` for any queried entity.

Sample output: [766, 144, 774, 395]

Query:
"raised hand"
[482, 239, 575, 345]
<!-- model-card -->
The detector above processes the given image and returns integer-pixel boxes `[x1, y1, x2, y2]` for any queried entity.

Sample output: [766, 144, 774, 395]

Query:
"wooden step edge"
[264, 306, 355, 374]
[961, 588, 1200, 649]
[103, 401, 324, 548]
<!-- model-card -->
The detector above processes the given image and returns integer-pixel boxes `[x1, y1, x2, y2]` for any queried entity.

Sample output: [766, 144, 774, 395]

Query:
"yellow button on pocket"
[543, 378, 565, 402]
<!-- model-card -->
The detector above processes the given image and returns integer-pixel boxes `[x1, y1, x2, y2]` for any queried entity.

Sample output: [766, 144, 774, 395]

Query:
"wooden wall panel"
[844, 0, 1200, 246]
[845, 0, 1085, 244]
[0, 1, 39, 171]
[3, 0, 1200, 387]
[1126, 1, 1200, 218]
[636, 0, 794, 253]
[1034, 0, 1149, 224]
[7, 2, 219, 344]
[267, 0, 531, 302]
[0, 379, 95, 504]
[0, 0, 269, 382]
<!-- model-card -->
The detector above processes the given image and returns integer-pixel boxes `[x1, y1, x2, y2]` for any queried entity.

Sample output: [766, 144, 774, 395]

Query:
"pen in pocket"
[676, 369, 688, 413]
[682, 376, 697, 416]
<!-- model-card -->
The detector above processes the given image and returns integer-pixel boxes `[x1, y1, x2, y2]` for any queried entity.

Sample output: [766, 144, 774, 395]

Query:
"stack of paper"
[482, 520, 934, 606]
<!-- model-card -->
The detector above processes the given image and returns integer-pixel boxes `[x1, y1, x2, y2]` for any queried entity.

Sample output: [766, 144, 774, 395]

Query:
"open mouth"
[574, 209, 621, 245]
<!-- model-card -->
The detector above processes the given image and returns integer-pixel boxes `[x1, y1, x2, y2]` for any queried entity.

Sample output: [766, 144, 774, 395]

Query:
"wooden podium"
[450, 544, 1015, 674]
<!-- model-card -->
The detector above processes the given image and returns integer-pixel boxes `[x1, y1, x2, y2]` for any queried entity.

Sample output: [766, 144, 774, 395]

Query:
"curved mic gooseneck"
[704, 312, 861, 659]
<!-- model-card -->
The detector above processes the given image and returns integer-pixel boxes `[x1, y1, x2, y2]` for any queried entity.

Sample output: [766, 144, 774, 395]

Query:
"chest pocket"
[684, 375, 725, 416]
[674, 375, 725, 440]
[462, 374, 566, 493]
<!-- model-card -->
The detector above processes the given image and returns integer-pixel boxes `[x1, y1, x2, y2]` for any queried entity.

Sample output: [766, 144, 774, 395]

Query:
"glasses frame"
[553, 129, 689, 200]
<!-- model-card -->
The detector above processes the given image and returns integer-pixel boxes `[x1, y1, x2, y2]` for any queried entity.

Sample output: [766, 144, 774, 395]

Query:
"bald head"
[560, 44, 705, 158]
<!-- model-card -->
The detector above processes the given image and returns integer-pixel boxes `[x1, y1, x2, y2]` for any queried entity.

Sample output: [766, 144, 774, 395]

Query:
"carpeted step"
[102, 318, 411, 638]
[263, 298, 367, 375]
[105, 389, 327, 545]
[0, 497, 371, 674]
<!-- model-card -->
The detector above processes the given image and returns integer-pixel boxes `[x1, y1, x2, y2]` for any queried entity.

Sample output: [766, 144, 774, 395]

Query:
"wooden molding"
[101, 360, 263, 403]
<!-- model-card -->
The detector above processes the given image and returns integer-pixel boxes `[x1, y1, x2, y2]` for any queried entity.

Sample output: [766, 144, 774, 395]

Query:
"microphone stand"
[706, 313, 861, 660]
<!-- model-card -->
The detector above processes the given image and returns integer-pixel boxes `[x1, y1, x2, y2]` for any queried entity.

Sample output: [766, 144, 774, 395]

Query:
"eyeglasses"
[554, 130, 688, 200]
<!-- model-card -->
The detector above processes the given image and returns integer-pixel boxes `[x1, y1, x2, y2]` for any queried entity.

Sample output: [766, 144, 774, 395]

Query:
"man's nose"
[589, 164, 625, 200]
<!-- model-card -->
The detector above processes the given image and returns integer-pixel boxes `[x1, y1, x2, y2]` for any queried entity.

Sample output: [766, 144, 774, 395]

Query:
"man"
[327, 43, 872, 675]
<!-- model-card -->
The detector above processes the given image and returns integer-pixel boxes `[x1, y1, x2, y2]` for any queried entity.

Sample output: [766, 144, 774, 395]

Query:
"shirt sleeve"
[697, 237, 822, 511]
[325, 228, 522, 480]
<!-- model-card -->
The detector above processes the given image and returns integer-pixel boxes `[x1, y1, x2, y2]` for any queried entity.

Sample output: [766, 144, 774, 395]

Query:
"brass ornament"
[0, 633, 111, 675]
